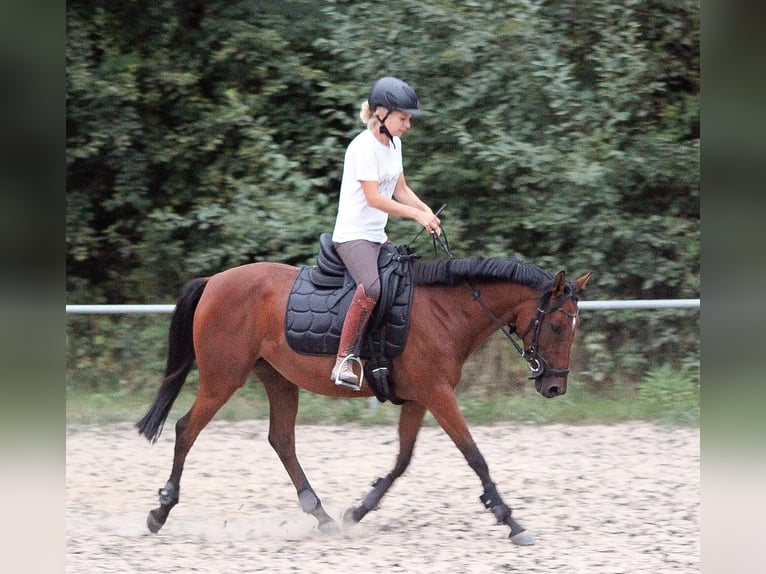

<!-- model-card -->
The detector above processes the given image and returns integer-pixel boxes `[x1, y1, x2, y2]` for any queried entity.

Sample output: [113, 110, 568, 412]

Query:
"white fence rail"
[579, 299, 699, 310]
[66, 299, 700, 314]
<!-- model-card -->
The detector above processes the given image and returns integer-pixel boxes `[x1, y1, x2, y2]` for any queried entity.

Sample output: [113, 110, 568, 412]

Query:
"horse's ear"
[574, 272, 592, 293]
[553, 270, 567, 298]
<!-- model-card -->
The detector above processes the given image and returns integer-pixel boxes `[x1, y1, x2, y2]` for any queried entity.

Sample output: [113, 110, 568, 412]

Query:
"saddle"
[285, 233, 416, 403]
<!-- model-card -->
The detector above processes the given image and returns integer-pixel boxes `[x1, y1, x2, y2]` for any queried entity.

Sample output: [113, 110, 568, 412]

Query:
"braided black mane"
[411, 256, 554, 289]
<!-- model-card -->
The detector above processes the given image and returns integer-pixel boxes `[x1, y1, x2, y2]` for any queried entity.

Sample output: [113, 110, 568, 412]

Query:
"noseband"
[468, 284, 578, 381]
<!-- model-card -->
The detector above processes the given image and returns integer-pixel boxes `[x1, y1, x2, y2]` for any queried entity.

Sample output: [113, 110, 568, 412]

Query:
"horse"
[136, 248, 590, 545]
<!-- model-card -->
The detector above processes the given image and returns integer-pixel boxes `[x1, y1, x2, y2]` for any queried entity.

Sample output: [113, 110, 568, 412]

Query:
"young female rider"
[330, 76, 441, 387]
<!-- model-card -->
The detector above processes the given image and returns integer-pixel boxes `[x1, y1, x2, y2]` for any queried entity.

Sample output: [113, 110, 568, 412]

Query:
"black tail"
[136, 277, 209, 443]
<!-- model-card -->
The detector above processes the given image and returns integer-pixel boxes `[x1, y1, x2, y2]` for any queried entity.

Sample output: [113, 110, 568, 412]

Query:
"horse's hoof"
[146, 510, 165, 534]
[510, 529, 536, 546]
[318, 519, 341, 534]
[342, 507, 360, 527]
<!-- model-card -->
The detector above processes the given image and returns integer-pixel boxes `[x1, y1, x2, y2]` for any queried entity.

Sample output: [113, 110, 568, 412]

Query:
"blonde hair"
[359, 100, 379, 130]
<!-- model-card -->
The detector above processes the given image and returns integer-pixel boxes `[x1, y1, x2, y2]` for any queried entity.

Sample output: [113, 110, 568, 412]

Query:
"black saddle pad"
[284, 238, 415, 358]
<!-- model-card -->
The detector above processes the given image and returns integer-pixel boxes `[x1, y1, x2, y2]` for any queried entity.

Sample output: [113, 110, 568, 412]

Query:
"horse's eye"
[550, 322, 563, 335]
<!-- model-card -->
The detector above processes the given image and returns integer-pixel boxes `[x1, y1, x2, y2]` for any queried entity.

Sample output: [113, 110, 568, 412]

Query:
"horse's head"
[512, 271, 591, 398]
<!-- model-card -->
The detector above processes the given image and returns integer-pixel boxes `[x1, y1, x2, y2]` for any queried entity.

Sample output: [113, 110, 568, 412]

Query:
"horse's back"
[203, 261, 298, 300]
[193, 262, 299, 357]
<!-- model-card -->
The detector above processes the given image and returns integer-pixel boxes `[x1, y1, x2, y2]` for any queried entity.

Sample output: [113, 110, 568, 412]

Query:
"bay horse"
[136, 251, 590, 545]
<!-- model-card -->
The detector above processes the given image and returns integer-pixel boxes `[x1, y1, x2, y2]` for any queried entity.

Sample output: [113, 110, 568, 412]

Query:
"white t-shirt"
[332, 129, 403, 244]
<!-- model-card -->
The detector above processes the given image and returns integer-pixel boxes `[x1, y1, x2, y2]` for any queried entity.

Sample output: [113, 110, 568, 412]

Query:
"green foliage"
[66, 315, 171, 393]
[574, 308, 699, 392]
[67, 0, 343, 302]
[636, 363, 699, 425]
[67, 1, 699, 384]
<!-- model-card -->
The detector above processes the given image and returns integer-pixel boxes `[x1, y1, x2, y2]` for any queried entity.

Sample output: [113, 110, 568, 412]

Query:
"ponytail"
[359, 101, 378, 129]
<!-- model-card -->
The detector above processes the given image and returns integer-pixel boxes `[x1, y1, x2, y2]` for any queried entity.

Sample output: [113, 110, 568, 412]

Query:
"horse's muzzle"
[535, 378, 567, 398]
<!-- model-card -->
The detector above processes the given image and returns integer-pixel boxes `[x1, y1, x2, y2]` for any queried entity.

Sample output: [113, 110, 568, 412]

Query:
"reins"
[410, 207, 574, 381]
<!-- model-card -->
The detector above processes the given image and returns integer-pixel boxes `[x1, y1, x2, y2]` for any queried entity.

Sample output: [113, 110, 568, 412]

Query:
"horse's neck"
[425, 281, 539, 357]
[467, 279, 537, 326]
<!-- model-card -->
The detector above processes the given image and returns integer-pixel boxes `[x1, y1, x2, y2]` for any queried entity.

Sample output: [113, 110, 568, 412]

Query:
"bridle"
[467, 284, 578, 380]
[420, 218, 578, 381]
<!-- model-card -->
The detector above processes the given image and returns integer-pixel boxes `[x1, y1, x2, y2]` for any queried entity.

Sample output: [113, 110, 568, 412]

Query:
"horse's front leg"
[344, 400, 427, 525]
[257, 363, 338, 533]
[425, 386, 535, 546]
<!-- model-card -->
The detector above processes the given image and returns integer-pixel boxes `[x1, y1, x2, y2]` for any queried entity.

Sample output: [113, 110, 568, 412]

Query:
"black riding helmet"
[368, 76, 422, 146]
[368, 76, 423, 116]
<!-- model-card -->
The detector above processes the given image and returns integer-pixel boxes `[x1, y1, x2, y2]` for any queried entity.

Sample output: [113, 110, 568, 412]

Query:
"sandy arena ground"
[66, 420, 699, 573]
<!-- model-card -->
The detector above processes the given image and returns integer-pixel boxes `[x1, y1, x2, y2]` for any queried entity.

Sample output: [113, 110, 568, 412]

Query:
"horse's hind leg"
[147, 372, 246, 533]
[255, 361, 338, 533]
[343, 400, 427, 525]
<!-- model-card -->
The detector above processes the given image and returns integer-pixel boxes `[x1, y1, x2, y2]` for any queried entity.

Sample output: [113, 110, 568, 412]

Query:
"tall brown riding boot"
[331, 284, 377, 389]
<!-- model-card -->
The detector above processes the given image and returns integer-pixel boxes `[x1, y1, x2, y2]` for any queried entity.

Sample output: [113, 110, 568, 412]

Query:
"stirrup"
[333, 355, 365, 391]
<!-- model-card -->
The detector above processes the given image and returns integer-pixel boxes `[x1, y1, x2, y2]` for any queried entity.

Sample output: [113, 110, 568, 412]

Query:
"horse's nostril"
[547, 386, 561, 397]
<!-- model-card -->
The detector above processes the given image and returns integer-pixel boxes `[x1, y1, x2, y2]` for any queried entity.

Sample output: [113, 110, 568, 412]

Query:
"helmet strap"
[375, 110, 396, 149]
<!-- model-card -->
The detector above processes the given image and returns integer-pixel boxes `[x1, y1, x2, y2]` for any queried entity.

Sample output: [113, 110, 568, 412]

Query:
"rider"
[330, 76, 441, 387]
